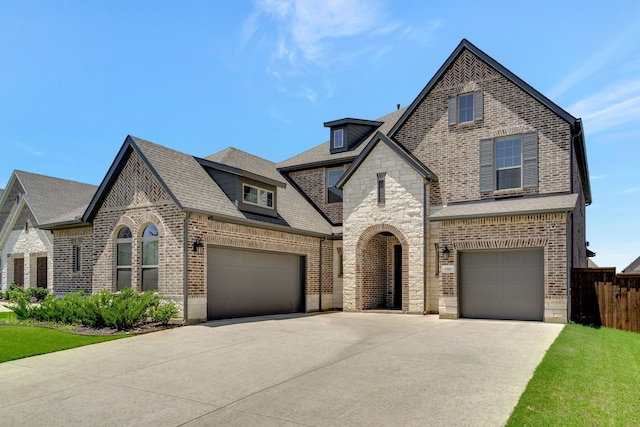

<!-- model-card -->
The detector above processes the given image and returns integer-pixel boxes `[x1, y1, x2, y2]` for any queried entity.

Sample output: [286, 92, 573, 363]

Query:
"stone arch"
[355, 224, 410, 311]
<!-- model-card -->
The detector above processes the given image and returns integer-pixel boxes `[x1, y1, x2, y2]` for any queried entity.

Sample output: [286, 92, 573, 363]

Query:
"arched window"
[141, 224, 158, 291]
[116, 227, 132, 291]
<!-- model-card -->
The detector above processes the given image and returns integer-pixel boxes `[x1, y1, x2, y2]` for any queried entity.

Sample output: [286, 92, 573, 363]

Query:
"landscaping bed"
[0, 285, 180, 336]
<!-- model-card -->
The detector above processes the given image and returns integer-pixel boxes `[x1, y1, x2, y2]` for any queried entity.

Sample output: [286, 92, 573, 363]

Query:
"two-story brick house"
[44, 39, 590, 323]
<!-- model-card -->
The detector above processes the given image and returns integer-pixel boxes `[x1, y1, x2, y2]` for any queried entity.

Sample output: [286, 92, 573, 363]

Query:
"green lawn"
[0, 311, 128, 363]
[507, 324, 640, 426]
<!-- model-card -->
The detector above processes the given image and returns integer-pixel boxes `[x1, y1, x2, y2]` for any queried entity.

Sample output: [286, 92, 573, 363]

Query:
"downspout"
[182, 212, 191, 324]
[423, 181, 429, 315]
[319, 237, 326, 312]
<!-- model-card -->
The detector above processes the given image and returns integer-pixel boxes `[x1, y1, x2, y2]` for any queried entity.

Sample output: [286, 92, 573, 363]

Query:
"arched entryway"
[355, 224, 409, 311]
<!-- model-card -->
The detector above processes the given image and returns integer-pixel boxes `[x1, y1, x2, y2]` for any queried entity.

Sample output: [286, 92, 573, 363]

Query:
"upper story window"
[333, 129, 344, 149]
[480, 131, 538, 193]
[327, 168, 343, 203]
[458, 93, 474, 123]
[243, 184, 273, 209]
[448, 90, 483, 125]
[141, 224, 158, 292]
[495, 136, 522, 190]
[116, 227, 132, 291]
[377, 172, 386, 204]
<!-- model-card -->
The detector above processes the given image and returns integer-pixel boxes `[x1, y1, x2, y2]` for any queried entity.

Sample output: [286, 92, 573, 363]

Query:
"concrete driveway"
[0, 312, 562, 426]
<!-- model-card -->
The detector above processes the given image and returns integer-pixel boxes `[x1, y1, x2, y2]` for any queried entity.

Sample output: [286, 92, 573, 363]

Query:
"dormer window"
[243, 184, 273, 209]
[333, 129, 344, 149]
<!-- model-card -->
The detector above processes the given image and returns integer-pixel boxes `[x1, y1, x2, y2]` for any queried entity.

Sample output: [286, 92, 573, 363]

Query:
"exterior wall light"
[192, 237, 204, 254]
[442, 245, 450, 261]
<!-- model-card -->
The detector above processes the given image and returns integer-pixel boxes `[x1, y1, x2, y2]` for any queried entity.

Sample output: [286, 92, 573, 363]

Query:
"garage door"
[459, 249, 544, 321]
[207, 247, 305, 320]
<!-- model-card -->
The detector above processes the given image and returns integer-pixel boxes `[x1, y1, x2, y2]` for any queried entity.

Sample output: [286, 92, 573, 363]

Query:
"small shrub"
[28, 287, 49, 301]
[151, 299, 179, 325]
[101, 288, 157, 331]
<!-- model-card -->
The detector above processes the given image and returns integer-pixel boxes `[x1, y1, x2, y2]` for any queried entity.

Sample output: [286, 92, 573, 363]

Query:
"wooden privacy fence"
[572, 268, 640, 333]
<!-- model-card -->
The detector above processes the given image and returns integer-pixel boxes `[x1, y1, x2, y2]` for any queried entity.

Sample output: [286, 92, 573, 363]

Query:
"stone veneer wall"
[184, 214, 330, 320]
[1, 228, 53, 291]
[437, 212, 569, 322]
[343, 142, 426, 314]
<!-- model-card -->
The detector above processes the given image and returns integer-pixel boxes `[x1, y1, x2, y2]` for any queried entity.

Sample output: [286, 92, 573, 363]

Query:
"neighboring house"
[622, 256, 640, 273]
[0, 170, 97, 291]
[41, 39, 590, 323]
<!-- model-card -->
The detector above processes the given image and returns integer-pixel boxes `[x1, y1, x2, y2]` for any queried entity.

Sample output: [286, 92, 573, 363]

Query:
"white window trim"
[242, 183, 274, 209]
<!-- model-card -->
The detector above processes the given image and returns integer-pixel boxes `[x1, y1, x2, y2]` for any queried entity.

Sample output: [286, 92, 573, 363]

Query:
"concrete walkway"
[0, 312, 563, 426]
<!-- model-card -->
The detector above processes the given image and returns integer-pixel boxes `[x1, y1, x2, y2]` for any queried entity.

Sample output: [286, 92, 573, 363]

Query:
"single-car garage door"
[207, 247, 305, 320]
[459, 249, 544, 321]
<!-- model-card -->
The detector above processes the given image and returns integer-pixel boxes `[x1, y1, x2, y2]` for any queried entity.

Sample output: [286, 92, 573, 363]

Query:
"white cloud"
[568, 78, 640, 134]
[619, 187, 640, 195]
[242, 0, 417, 86]
[547, 24, 640, 99]
[16, 143, 44, 156]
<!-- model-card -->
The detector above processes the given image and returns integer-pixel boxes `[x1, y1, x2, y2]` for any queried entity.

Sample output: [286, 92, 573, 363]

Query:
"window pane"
[327, 169, 342, 186]
[243, 185, 258, 204]
[117, 227, 132, 239]
[142, 268, 158, 291]
[328, 186, 343, 203]
[378, 179, 385, 203]
[497, 168, 521, 190]
[142, 240, 158, 266]
[117, 268, 131, 291]
[496, 136, 522, 169]
[334, 129, 344, 148]
[458, 93, 474, 122]
[143, 224, 158, 237]
[117, 243, 132, 266]
[259, 189, 274, 208]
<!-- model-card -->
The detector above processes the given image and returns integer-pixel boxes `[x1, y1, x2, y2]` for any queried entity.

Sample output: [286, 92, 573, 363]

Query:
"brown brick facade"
[52, 227, 93, 294]
[395, 49, 573, 206]
[287, 164, 350, 224]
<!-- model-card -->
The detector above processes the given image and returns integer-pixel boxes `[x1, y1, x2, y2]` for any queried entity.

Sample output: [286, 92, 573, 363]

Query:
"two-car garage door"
[459, 249, 544, 321]
[207, 247, 305, 320]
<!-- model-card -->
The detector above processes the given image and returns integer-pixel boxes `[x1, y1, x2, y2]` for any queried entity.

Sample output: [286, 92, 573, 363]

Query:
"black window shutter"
[474, 90, 483, 121]
[523, 131, 538, 188]
[448, 94, 457, 125]
[479, 138, 494, 192]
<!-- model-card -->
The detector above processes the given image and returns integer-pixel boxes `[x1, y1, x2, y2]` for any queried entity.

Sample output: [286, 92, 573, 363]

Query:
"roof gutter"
[192, 209, 332, 239]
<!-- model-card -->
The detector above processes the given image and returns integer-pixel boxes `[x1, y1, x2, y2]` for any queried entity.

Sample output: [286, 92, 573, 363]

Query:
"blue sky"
[1, 1, 639, 269]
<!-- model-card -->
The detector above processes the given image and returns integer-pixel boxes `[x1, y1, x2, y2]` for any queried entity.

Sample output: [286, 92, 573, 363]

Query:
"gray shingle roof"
[205, 147, 332, 234]
[429, 193, 578, 221]
[277, 107, 408, 170]
[14, 170, 97, 225]
[131, 137, 243, 219]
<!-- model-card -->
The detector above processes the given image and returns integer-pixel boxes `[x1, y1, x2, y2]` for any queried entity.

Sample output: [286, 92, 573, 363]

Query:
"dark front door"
[13, 258, 24, 286]
[37, 257, 48, 289]
[393, 245, 402, 309]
